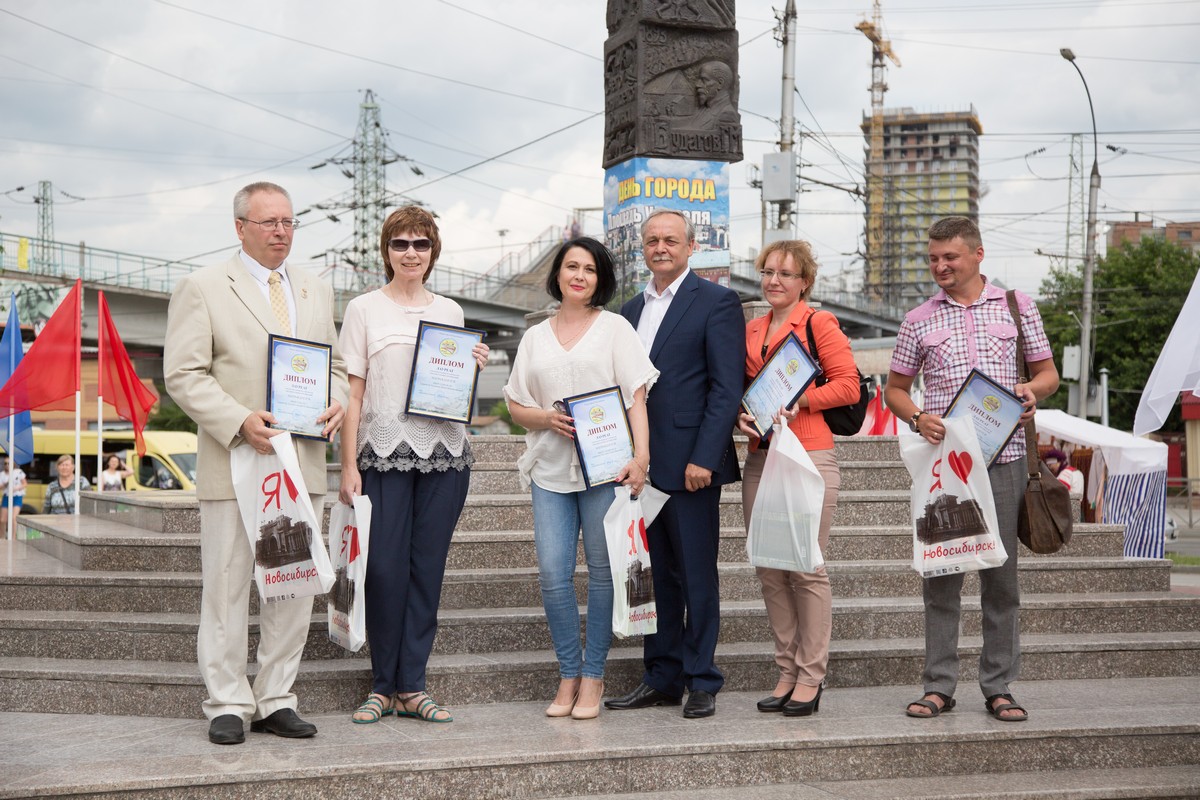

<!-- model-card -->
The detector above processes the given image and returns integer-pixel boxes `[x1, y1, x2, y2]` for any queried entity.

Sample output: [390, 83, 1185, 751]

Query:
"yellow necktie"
[268, 272, 291, 332]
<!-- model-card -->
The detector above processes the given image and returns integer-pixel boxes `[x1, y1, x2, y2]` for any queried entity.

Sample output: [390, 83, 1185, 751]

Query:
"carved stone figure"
[603, 0, 742, 166]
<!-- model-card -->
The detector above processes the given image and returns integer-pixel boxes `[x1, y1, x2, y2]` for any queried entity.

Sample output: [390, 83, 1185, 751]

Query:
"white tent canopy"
[1134, 267, 1200, 436]
[1035, 409, 1167, 558]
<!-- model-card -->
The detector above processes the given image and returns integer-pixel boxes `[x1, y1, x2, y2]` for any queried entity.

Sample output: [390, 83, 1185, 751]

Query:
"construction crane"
[857, 1, 900, 301]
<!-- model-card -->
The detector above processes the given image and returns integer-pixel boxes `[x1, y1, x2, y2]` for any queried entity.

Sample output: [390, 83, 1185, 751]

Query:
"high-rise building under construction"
[860, 106, 982, 307]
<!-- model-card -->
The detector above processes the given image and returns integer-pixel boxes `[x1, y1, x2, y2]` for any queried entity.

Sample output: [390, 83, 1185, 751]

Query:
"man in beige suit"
[165, 182, 349, 745]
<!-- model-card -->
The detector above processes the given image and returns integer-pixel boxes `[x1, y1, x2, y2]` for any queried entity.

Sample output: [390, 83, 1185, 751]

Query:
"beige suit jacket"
[164, 255, 349, 501]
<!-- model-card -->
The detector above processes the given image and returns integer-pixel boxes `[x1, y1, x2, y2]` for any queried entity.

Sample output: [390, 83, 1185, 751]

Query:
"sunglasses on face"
[388, 238, 433, 253]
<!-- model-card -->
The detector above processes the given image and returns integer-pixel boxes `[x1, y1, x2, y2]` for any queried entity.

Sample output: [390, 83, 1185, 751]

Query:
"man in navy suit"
[604, 208, 744, 718]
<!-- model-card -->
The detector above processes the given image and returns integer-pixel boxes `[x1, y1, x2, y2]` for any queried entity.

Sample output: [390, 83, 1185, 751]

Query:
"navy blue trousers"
[641, 484, 724, 697]
[362, 466, 470, 696]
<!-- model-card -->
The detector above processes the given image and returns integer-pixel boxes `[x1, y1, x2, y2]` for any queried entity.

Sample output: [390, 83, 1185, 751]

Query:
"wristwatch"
[909, 411, 925, 433]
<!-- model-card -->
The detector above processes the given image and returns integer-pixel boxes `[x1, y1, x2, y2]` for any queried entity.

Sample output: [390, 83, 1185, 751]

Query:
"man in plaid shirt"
[884, 217, 1059, 722]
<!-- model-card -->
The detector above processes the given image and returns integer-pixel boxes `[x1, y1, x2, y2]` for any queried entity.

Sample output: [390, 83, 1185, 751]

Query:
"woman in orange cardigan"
[737, 239, 862, 717]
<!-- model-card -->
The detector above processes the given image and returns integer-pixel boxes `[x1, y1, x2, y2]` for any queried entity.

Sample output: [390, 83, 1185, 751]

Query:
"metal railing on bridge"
[0, 231, 204, 295]
[728, 257, 908, 323]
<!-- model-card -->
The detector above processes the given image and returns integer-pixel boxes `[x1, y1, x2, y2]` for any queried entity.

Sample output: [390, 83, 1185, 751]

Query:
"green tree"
[1037, 238, 1199, 432]
[146, 386, 197, 433]
[488, 399, 525, 435]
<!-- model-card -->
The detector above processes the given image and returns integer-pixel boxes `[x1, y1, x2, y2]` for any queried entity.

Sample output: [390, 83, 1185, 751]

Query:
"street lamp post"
[1060, 47, 1100, 420]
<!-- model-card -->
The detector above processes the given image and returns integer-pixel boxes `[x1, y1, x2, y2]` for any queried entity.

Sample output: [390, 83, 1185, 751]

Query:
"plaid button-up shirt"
[890, 280, 1053, 464]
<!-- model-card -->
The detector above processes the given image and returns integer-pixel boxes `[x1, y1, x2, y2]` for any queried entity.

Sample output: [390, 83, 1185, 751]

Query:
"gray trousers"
[922, 458, 1025, 699]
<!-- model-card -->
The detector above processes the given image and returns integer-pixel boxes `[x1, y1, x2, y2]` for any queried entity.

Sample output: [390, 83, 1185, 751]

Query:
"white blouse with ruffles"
[503, 310, 658, 493]
[339, 289, 469, 461]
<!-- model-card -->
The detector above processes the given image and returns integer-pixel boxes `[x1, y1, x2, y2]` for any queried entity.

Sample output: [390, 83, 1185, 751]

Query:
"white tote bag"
[604, 483, 670, 639]
[746, 423, 826, 573]
[327, 495, 372, 652]
[899, 416, 1007, 578]
[230, 432, 335, 603]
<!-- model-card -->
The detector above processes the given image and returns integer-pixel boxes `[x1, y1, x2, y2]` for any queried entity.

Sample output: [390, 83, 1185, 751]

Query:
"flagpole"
[97, 292, 104, 495]
[74, 284, 83, 515]
[6, 416, 13, 542]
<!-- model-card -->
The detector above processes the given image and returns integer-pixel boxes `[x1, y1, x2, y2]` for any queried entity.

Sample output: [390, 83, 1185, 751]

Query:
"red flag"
[98, 292, 159, 457]
[0, 279, 81, 416]
[865, 385, 898, 436]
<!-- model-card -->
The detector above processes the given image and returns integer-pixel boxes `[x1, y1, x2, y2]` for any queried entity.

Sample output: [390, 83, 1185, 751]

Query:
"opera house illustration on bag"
[330, 566, 355, 614]
[626, 558, 653, 607]
[255, 514, 313, 569]
[915, 493, 987, 545]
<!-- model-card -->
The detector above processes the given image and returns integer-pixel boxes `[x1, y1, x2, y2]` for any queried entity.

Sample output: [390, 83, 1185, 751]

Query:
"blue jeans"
[530, 482, 615, 680]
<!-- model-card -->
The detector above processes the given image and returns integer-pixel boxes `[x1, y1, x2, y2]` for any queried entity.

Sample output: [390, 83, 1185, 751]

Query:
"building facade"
[861, 106, 982, 307]
[1106, 218, 1200, 253]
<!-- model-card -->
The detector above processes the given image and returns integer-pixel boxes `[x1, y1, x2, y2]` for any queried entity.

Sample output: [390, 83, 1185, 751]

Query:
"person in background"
[504, 237, 656, 721]
[100, 454, 133, 491]
[0, 455, 27, 531]
[1043, 448, 1084, 501]
[736, 239, 861, 718]
[42, 454, 90, 515]
[339, 205, 488, 726]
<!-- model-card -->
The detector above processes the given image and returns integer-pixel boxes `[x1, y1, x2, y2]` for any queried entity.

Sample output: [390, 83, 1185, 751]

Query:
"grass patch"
[1166, 553, 1200, 567]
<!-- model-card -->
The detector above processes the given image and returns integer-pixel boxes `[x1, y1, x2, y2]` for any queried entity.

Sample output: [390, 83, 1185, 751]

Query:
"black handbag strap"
[1006, 290, 1041, 479]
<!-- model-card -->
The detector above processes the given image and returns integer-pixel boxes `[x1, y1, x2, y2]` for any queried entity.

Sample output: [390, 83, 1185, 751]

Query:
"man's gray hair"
[641, 208, 695, 243]
[233, 182, 291, 219]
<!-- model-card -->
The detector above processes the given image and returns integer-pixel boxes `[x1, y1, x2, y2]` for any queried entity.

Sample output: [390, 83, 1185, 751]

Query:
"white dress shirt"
[239, 250, 297, 337]
[636, 267, 691, 353]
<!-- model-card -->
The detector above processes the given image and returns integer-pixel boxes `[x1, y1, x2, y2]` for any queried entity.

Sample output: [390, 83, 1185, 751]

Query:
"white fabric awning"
[1036, 409, 1167, 475]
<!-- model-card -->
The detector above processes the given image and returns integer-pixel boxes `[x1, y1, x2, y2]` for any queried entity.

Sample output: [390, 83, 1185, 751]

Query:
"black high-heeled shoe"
[782, 684, 823, 717]
[756, 687, 794, 713]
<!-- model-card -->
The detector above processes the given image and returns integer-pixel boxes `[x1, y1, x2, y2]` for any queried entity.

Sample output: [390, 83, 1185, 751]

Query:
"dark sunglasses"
[388, 237, 433, 252]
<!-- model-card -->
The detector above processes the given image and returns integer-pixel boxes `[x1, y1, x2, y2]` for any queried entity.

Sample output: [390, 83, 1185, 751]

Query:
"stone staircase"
[1, 434, 1198, 799]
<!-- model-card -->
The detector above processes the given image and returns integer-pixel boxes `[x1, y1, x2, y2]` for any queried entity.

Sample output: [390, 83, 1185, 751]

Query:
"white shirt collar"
[643, 267, 690, 301]
[239, 250, 289, 286]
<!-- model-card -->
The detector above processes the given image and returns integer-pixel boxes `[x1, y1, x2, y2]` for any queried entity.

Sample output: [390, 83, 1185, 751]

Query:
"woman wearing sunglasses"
[338, 205, 489, 725]
[503, 237, 656, 720]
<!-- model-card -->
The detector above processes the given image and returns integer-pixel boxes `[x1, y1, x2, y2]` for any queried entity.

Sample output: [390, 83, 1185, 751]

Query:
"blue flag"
[0, 295, 34, 464]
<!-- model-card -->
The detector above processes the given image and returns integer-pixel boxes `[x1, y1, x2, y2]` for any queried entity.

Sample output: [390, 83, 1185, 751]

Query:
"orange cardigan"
[744, 302, 862, 452]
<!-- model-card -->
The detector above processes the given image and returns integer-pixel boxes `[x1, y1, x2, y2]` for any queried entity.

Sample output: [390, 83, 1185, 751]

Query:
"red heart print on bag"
[947, 450, 972, 484]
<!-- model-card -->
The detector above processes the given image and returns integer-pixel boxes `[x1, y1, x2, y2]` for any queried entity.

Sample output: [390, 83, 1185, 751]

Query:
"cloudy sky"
[0, 0, 1196, 299]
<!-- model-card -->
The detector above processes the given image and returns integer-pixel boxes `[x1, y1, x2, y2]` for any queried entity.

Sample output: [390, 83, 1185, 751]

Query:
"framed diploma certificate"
[564, 386, 634, 489]
[740, 332, 821, 440]
[943, 368, 1025, 466]
[405, 320, 485, 424]
[267, 335, 333, 441]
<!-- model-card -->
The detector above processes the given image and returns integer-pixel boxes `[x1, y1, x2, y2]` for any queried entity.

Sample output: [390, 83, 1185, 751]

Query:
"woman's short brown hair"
[379, 205, 442, 282]
[753, 239, 819, 301]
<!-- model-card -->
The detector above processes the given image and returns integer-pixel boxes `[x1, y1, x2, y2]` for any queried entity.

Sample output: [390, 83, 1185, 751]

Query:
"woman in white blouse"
[339, 206, 489, 725]
[504, 237, 657, 720]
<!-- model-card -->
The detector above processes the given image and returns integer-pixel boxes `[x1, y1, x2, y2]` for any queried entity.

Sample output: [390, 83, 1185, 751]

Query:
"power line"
[435, 0, 601, 60]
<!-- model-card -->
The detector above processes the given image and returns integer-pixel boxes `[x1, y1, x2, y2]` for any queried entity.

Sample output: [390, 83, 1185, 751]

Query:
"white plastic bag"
[327, 495, 372, 651]
[230, 432, 335, 603]
[899, 416, 1007, 577]
[747, 423, 826, 573]
[604, 483, 670, 639]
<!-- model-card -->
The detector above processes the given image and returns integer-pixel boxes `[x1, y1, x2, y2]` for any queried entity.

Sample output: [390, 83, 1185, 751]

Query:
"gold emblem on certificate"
[740, 332, 821, 440]
[943, 368, 1025, 466]
[267, 335, 333, 440]
[564, 386, 634, 489]
[405, 320, 485, 424]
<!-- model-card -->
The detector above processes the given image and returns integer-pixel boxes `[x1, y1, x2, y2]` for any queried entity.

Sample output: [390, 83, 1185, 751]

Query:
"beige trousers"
[197, 498, 317, 722]
[741, 447, 840, 688]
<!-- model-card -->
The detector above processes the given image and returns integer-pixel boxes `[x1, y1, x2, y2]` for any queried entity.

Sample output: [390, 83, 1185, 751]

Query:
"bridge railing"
[0, 232, 205, 294]
[729, 257, 907, 321]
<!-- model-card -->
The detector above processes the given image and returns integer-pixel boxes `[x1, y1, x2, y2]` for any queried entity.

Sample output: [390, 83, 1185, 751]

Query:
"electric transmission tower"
[310, 89, 420, 290]
[1064, 133, 1085, 268]
[34, 179, 53, 271]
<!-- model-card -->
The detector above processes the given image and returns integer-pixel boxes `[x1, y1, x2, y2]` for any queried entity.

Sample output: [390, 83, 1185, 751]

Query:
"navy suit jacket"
[621, 270, 745, 492]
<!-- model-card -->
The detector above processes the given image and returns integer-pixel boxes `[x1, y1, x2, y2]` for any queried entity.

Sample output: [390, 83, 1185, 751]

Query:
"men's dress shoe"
[250, 708, 317, 738]
[208, 714, 245, 745]
[683, 690, 716, 719]
[603, 683, 681, 710]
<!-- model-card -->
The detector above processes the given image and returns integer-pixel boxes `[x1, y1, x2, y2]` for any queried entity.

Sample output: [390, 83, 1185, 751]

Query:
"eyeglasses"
[240, 218, 300, 231]
[760, 269, 803, 282]
[388, 237, 433, 253]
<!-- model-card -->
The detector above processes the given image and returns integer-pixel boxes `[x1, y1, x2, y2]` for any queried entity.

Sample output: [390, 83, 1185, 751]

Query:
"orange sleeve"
[804, 311, 862, 413]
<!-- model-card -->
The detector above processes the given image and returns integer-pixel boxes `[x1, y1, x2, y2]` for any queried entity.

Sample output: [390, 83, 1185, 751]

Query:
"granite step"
[2, 634, 1198, 717]
[13, 513, 1129, 573]
[540, 767, 1200, 800]
[2, 678, 1194, 800]
[0, 556, 1170, 615]
[5, 592, 1199, 664]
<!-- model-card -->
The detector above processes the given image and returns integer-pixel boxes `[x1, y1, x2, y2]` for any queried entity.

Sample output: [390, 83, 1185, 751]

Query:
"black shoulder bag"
[805, 311, 872, 436]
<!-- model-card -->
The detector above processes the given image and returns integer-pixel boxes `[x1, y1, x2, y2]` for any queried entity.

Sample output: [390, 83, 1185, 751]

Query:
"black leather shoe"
[756, 691, 792, 713]
[683, 690, 716, 719]
[249, 708, 317, 738]
[208, 714, 245, 745]
[782, 684, 823, 717]
[603, 683, 682, 710]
